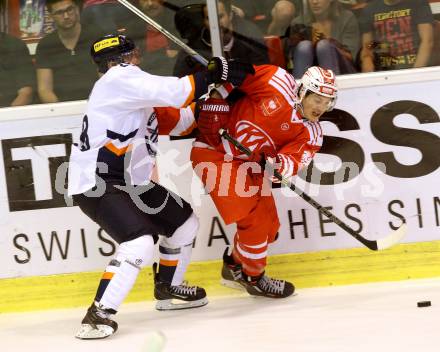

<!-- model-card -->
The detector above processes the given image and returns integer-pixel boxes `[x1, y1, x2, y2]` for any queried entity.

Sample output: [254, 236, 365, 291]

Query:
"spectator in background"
[0, 32, 35, 107]
[268, 0, 298, 36]
[35, 0, 98, 103]
[359, 0, 434, 72]
[232, 0, 301, 36]
[81, 0, 138, 36]
[131, 0, 179, 75]
[173, 0, 269, 77]
[288, 0, 360, 77]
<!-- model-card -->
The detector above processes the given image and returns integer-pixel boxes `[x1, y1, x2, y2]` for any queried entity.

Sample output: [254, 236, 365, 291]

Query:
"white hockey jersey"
[68, 64, 196, 196]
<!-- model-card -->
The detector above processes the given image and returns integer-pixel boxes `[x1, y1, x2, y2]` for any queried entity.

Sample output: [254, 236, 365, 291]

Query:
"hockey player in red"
[190, 65, 338, 298]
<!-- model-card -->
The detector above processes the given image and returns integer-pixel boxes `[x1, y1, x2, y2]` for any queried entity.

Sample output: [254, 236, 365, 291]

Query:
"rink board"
[0, 68, 440, 312]
[2, 240, 440, 313]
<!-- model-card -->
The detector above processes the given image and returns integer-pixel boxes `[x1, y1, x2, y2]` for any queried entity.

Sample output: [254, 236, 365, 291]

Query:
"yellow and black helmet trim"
[90, 34, 136, 73]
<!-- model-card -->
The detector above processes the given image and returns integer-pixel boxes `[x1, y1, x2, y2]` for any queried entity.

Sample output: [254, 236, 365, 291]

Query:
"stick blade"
[376, 223, 407, 250]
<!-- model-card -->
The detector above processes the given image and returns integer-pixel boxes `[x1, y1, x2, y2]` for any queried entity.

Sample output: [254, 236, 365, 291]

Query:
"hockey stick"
[218, 128, 407, 251]
[116, 0, 208, 66]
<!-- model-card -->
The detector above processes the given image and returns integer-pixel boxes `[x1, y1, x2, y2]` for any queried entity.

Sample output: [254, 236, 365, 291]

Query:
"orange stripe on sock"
[159, 259, 178, 267]
[102, 272, 114, 280]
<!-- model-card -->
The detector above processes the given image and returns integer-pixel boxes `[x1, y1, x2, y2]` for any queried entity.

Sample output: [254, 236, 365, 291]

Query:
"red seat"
[264, 35, 286, 68]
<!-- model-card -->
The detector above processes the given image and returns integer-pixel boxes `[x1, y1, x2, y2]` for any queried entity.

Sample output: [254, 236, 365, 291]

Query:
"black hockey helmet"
[90, 34, 136, 73]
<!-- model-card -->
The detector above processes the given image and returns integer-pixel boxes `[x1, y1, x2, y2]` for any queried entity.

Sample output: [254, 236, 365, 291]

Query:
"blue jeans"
[292, 39, 356, 77]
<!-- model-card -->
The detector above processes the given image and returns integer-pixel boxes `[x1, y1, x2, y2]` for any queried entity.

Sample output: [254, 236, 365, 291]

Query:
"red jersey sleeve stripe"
[273, 75, 296, 100]
[285, 72, 297, 90]
[270, 78, 295, 107]
[274, 68, 297, 96]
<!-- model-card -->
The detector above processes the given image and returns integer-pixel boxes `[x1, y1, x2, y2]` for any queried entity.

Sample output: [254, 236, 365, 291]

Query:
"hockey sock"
[158, 242, 193, 286]
[171, 244, 192, 286]
[231, 236, 242, 265]
[158, 212, 199, 286]
[95, 235, 154, 311]
[158, 245, 179, 284]
[233, 233, 267, 277]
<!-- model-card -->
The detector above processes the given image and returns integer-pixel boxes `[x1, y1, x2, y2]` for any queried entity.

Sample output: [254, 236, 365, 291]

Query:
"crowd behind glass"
[0, 0, 438, 108]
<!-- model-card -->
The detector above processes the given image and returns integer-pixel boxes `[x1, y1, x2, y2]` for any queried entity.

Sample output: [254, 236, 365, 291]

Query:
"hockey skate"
[220, 247, 245, 291]
[75, 303, 118, 339]
[153, 263, 208, 311]
[220, 248, 295, 298]
[241, 272, 295, 298]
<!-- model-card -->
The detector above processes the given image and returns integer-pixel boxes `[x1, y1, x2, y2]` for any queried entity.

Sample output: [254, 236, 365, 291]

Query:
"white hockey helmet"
[298, 66, 338, 111]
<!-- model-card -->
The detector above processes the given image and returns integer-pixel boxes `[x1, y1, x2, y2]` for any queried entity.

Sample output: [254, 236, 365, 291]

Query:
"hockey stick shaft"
[117, 0, 209, 66]
[218, 129, 402, 251]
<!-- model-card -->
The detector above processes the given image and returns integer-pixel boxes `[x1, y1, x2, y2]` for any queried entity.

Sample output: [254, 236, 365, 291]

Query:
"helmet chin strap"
[295, 101, 306, 119]
[100, 50, 138, 73]
[296, 85, 307, 119]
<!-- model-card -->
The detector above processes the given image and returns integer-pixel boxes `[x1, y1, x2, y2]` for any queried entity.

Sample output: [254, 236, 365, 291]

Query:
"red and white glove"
[258, 153, 296, 183]
[269, 153, 296, 182]
[196, 98, 230, 147]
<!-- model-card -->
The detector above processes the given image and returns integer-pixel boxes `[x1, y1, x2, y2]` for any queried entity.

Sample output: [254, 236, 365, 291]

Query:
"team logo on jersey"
[281, 122, 290, 131]
[260, 96, 282, 116]
[146, 112, 159, 157]
[233, 121, 275, 156]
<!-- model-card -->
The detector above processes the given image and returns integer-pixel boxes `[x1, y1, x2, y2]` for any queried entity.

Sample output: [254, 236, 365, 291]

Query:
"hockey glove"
[249, 151, 295, 182]
[207, 56, 255, 86]
[196, 98, 231, 147]
[267, 153, 296, 183]
[248, 146, 277, 171]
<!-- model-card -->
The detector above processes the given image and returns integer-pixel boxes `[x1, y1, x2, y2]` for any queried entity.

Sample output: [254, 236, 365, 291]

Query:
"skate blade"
[155, 297, 208, 311]
[220, 278, 246, 292]
[75, 323, 115, 339]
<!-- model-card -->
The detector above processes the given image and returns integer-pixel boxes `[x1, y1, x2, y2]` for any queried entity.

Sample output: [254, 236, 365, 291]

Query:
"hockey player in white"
[68, 34, 254, 339]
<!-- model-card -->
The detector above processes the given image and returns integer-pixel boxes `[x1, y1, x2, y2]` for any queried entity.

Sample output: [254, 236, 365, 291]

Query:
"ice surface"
[1, 278, 439, 352]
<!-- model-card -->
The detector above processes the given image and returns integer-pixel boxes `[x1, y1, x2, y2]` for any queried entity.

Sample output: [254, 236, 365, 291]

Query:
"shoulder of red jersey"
[302, 120, 323, 148]
[239, 65, 299, 107]
[268, 67, 298, 105]
[256, 65, 299, 106]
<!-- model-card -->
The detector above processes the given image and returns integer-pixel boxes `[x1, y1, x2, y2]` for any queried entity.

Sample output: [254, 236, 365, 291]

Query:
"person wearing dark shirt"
[232, 0, 301, 35]
[127, 0, 180, 75]
[173, 0, 269, 77]
[0, 32, 35, 107]
[359, 0, 434, 72]
[81, 0, 139, 36]
[35, 0, 98, 103]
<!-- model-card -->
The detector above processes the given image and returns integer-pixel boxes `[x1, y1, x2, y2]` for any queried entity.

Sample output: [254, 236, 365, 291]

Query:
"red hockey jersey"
[156, 64, 323, 179]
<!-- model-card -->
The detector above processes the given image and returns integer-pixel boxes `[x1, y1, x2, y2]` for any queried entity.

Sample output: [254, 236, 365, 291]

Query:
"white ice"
[1, 278, 440, 352]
